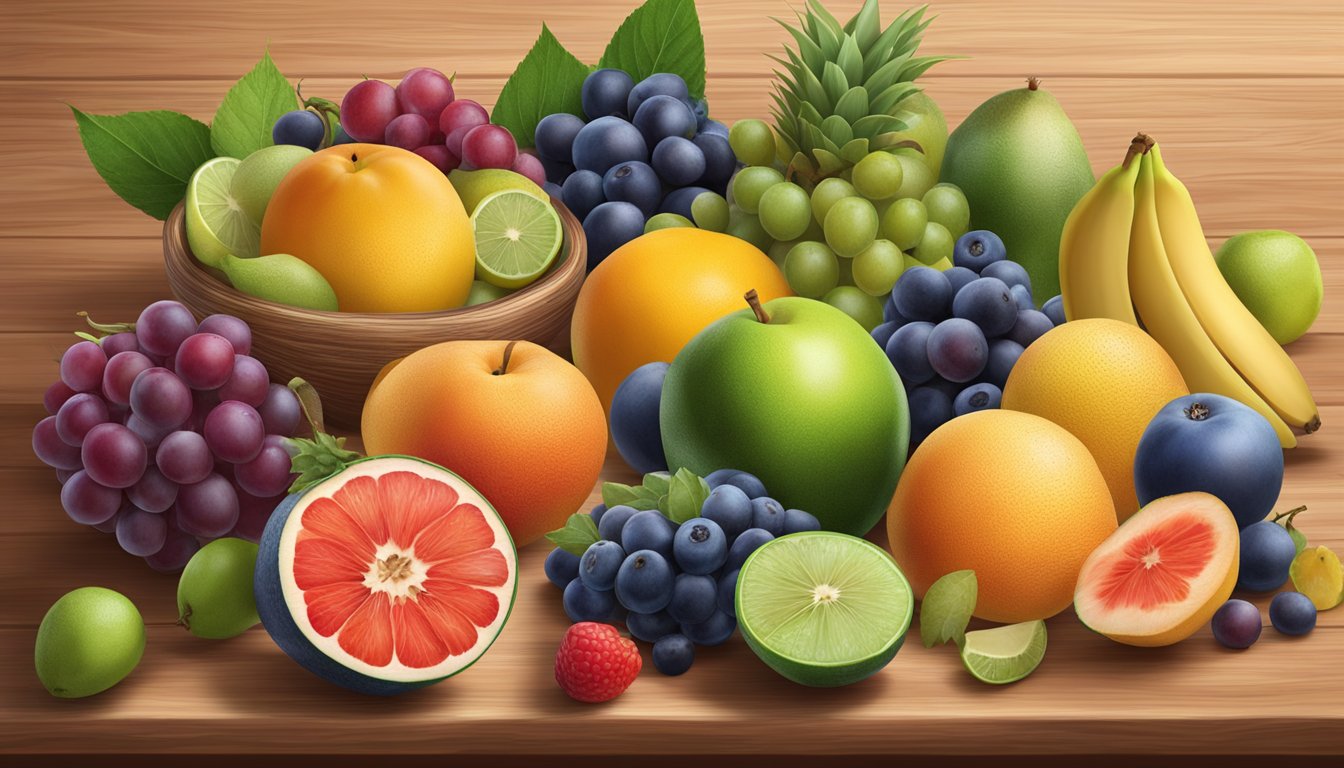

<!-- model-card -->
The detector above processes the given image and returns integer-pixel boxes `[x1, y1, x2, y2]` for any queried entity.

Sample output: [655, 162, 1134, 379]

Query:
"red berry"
[439, 99, 490, 135]
[554, 622, 642, 703]
[461, 124, 518, 171]
[511, 152, 547, 187]
[413, 144, 459, 174]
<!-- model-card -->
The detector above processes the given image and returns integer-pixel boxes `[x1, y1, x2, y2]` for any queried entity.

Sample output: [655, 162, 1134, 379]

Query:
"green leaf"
[545, 512, 601, 556]
[601, 481, 661, 511]
[836, 35, 864, 87]
[921, 570, 977, 649]
[832, 86, 870, 125]
[492, 24, 589, 148]
[665, 467, 711, 524]
[210, 51, 298, 159]
[284, 430, 363, 494]
[642, 471, 672, 497]
[70, 107, 214, 220]
[599, 0, 707, 101]
[839, 137, 869, 165]
[845, 0, 882, 49]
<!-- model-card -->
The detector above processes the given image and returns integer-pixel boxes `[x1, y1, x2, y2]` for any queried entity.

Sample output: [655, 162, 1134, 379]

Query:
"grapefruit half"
[255, 456, 517, 694]
[1074, 492, 1238, 647]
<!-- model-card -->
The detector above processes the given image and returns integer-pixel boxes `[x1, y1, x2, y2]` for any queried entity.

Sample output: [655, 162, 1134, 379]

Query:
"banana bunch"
[1060, 134, 1319, 448]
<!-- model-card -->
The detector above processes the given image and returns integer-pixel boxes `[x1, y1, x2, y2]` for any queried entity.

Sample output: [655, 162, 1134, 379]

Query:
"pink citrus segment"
[1095, 512, 1217, 610]
[330, 474, 391, 547]
[338, 592, 395, 667]
[391, 598, 451, 669]
[300, 496, 379, 556]
[419, 583, 500, 657]
[305, 581, 371, 638]
[292, 537, 368, 591]
[427, 549, 510, 588]
[382, 470, 460, 548]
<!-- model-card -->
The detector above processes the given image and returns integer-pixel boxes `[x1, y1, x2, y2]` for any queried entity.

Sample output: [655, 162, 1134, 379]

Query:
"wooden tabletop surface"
[1, 0, 1341, 762]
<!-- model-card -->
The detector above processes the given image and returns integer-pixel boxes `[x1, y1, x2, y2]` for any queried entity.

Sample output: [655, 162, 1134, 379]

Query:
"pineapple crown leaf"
[844, 0, 883, 48]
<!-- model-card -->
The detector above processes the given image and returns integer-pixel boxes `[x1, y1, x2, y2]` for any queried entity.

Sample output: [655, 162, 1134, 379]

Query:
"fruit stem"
[288, 377, 327, 436]
[76, 311, 135, 336]
[1123, 133, 1154, 170]
[744, 289, 771, 323]
[493, 340, 519, 375]
[1027, 76, 1040, 91]
[1303, 414, 1322, 434]
[1272, 505, 1308, 525]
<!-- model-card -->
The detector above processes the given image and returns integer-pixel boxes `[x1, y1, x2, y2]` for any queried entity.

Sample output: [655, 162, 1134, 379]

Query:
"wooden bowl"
[162, 198, 586, 429]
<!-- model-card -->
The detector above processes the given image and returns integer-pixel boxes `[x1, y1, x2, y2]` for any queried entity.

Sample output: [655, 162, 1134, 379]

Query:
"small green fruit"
[232, 144, 314, 224]
[35, 587, 145, 698]
[177, 538, 261, 639]
[447, 168, 547, 215]
[1215, 230, 1322, 345]
[466, 280, 513, 306]
[222, 253, 339, 311]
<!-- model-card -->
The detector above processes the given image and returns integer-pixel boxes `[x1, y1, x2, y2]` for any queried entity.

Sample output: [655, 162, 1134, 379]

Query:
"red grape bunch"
[340, 67, 544, 184]
[33, 300, 304, 573]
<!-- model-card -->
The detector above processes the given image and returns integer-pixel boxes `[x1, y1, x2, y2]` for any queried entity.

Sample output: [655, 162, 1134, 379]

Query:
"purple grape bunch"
[33, 300, 304, 572]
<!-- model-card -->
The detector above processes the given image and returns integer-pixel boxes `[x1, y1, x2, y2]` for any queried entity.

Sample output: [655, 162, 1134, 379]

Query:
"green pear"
[232, 144, 313, 224]
[890, 90, 949, 178]
[1215, 230, 1322, 345]
[222, 253, 339, 311]
[661, 293, 910, 536]
[177, 538, 260, 639]
[35, 587, 145, 698]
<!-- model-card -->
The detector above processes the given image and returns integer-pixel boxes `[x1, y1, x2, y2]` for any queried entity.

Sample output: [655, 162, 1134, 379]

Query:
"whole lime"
[1215, 230, 1322, 344]
[231, 144, 313, 224]
[177, 538, 260, 639]
[35, 587, 145, 698]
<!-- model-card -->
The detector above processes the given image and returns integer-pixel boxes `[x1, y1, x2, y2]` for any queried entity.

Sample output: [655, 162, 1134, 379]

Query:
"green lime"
[960, 620, 1047, 685]
[466, 280, 513, 306]
[736, 531, 913, 687]
[177, 538, 260, 639]
[231, 144, 312, 224]
[185, 156, 260, 267]
[470, 190, 563, 289]
[35, 587, 145, 698]
[448, 168, 548, 214]
[645, 213, 694, 233]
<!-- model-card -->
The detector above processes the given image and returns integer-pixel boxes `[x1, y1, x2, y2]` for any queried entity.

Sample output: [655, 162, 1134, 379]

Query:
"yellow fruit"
[887, 409, 1117, 624]
[1290, 546, 1344, 611]
[1002, 319, 1188, 522]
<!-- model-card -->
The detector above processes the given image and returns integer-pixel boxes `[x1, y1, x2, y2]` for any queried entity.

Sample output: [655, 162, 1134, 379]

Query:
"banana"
[1128, 152, 1297, 448]
[1149, 144, 1321, 435]
[1059, 135, 1146, 325]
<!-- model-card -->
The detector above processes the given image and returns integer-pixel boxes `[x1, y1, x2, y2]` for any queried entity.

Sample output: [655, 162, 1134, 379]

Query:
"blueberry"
[588, 503, 608, 527]
[953, 230, 1007, 272]
[597, 504, 639, 542]
[1211, 599, 1262, 649]
[944, 266, 979, 297]
[580, 539, 626, 591]
[627, 609, 680, 643]
[1269, 591, 1317, 636]
[981, 339, 1025, 390]
[652, 136, 706, 187]
[615, 549, 675, 614]
[542, 180, 565, 199]
[652, 633, 695, 675]
[700, 484, 753, 540]
[1007, 309, 1054, 348]
[750, 497, 786, 536]
[272, 110, 325, 150]
[563, 577, 616, 622]
[626, 73, 690, 118]
[611, 364, 669, 474]
[952, 277, 1017, 338]
[725, 528, 774, 572]
[693, 133, 735, 193]
[583, 201, 647, 270]
[782, 508, 821, 534]
[633, 95, 697, 148]
[561, 169, 605, 221]
[691, 97, 710, 128]
[717, 568, 739, 617]
[981, 259, 1032, 295]
[1042, 294, 1067, 326]
[621, 509, 675, 561]
[602, 161, 663, 218]
[681, 609, 737, 647]
[572, 116, 648, 176]
[886, 321, 936, 386]
[667, 573, 718, 624]
[871, 321, 899, 350]
[927, 318, 988, 383]
[893, 266, 953, 322]
[534, 112, 586, 164]
[721, 472, 767, 499]
[700, 119, 730, 139]
[659, 185, 712, 220]
[703, 468, 741, 488]
[539, 157, 574, 186]
[1237, 521, 1297, 592]
[909, 384, 955, 449]
[582, 68, 635, 120]
[544, 547, 580, 588]
[674, 518, 728, 575]
[883, 295, 909, 325]
[954, 382, 1003, 417]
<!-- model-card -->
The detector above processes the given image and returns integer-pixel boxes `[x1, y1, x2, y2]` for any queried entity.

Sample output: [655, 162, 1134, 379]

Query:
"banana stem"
[1123, 133, 1155, 170]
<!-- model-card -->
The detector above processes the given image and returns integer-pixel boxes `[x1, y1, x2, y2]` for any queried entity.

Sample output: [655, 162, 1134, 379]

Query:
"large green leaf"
[492, 24, 589, 148]
[71, 108, 214, 220]
[210, 51, 298, 159]
[599, 0, 707, 100]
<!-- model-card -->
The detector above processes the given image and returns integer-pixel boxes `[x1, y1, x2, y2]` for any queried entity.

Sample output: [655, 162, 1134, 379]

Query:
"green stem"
[1271, 505, 1308, 527]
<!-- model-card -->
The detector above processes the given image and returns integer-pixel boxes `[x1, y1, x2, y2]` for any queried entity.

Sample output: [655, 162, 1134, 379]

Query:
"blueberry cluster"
[872, 229, 1068, 450]
[544, 470, 820, 676]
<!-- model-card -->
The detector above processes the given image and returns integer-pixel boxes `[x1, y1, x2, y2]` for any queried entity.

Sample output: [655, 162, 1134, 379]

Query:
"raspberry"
[554, 621, 642, 703]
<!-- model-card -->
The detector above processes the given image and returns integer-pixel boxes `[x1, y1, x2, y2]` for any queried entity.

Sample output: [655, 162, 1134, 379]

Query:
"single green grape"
[810, 177, 857, 225]
[922, 183, 971, 238]
[852, 151, 904, 202]
[758, 182, 812, 241]
[823, 286, 885, 331]
[726, 208, 774, 252]
[892, 149, 937, 200]
[823, 196, 879, 258]
[851, 239, 904, 296]
[784, 241, 841, 298]
[645, 213, 694, 233]
[728, 119, 778, 167]
[912, 221, 954, 265]
[691, 191, 730, 233]
[731, 166, 785, 215]
[881, 197, 929, 251]
[768, 239, 798, 267]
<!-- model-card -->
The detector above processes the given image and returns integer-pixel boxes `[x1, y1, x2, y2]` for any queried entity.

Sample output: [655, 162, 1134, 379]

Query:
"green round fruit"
[823, 197, 879, 258]
[691, 191, 730, 233]
[852, 152, 903, 202]
[232, 144, 314, 225]
[1214, 230, 1322, 344]
[466, 280, 512, 306]
[852, 239, 904, 296]
[891, 148, 937, 201]
[912, 221, 954, 266]
[645, 213, 694, 233]
[731, 166, 785, 215]
[35, 587, 145, 698]
[758, 182, 813, 241]
[881, 198, 929, 251]
[177, 538, 261, 639]
[824, 285, 884, 331]
[922, 183, 971, 238]
[736, 532, 913, 687]
[725, 209, 773, 253]
[890, 91, 950, 177]
[728, 119, 778, 167]
[810, 177, 857, 225]
[784, 241, 840, 299]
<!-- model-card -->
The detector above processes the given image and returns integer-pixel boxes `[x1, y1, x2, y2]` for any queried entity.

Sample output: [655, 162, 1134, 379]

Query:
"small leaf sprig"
[545, 467, 711, 554]
[284, 377, 362, 494]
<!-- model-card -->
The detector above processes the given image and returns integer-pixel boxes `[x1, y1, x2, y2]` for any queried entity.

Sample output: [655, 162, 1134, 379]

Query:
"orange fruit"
[570, 228, 791, 412]
[887, 409, 1117, 624]
[260, 144, 474, 313]
[361, 340, 607, 546]
[1002, 319, 1188, 522]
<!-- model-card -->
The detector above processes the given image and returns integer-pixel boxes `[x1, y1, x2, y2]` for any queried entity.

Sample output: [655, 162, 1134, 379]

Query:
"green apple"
[660, 293, 909, 536]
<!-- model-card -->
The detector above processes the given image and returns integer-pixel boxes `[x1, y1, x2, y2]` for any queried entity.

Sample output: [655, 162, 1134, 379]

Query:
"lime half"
[736, 531, 913, 687]
[960, 620, 1047, 685]
[185, 157, 260, 267]
[470, 189, 563, 289]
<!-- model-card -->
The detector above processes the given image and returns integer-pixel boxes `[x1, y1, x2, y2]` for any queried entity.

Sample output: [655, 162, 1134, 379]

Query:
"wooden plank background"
[1, 0, 1341, 762]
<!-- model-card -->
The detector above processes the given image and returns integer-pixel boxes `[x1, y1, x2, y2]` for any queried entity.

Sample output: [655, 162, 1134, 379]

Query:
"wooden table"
[2, 1, 1341, 763]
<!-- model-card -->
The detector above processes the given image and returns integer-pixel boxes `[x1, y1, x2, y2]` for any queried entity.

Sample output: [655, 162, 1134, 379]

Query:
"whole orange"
[1002, 319, 1188, 522]
[361, 340, 607, 546]
[260, 143, 474, 313]
[887, 409, 1117, 624]
[570, 228, 792, 412]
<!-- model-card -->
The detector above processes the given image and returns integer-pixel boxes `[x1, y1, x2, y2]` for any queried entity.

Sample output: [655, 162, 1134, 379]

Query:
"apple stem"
[1027, 76, 1040, 91]
[1123, 133, 1154, 170]
[493, 340, 519, 375]
[744, 290, 771, 324]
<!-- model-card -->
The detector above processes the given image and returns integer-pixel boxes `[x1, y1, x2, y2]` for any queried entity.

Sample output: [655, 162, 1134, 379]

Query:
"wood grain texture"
[1, 0, 1341, 761]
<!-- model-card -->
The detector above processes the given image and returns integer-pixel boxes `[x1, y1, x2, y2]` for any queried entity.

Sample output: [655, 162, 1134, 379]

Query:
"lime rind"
[470, 189, 563, 290]
[960, 620, 1047, 685]
[185, 157, 260, 267]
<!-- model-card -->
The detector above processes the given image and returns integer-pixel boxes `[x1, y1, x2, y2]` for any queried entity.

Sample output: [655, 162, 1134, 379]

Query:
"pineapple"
[769, 0, 952, 188]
